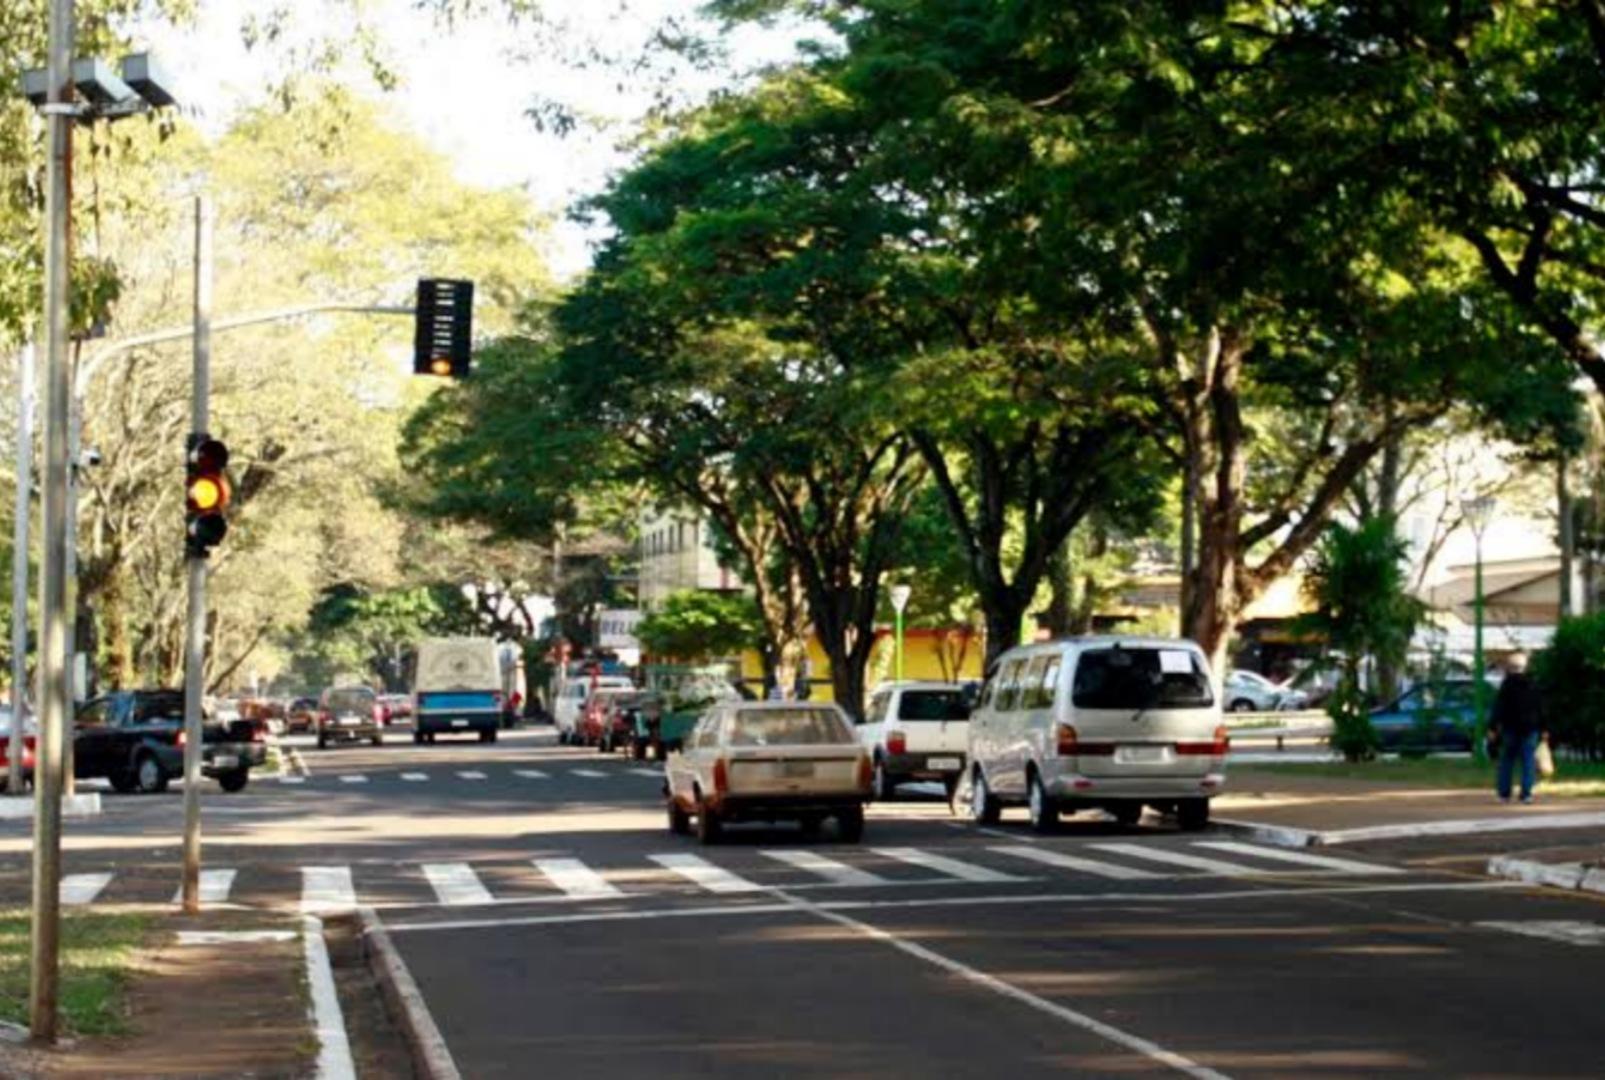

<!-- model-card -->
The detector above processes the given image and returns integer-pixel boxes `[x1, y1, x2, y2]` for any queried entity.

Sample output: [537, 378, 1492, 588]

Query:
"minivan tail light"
[1055, 723, 1078, 756]
[1176, 726, 1231, 756]
[712, 757, 729, 796]
[887, 730, 906, 756]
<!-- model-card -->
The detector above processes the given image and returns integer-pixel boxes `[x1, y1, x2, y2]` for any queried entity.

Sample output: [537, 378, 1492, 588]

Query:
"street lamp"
[1463, 495, 1497, 762]
[889, 584, 912, 683]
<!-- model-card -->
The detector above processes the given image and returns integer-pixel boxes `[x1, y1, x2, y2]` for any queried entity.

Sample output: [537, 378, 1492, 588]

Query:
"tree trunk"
[102, 558, 133, 690]
[1559, 451, 1574, 620]
[1179, 456, 1196, 637]
[1180, 329, 1248, 677]
[1042, 538, 1075, 638]
[982, 591, 1030, 671]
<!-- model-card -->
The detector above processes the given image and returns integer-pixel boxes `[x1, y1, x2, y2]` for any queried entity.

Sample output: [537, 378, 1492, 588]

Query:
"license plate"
[451, 719, 468, 728]
[780, 761, 814, 778]
[927, 757, 961, 771]
[340, 716, 360, 726]
[212, 755, 237, 769]
[1116, 745, 1168, 765]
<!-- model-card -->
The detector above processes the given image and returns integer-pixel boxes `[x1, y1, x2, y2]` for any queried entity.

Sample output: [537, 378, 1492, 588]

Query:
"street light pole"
[1464, 496, 1496, 763]
[10, 343, 34, 797]
[180, 195, 212, 915]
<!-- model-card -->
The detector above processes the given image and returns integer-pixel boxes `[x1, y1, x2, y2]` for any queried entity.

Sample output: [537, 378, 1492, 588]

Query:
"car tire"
[836, 806, 865, 844]
[371, 733, 383, 747]
[632, 739, 646, 761]
[1108, 801, 1143, 828]
[1229, 699, 1256, 713]
[108, 769, 137, 795]
[654, 740, 667, 763]
[1177, 798, 1210, 831]
[695, 794, 722, 846]
[317, 732, 329, 750]
[134, 752, 168, 795]
[872, 759, 898, 802]
[413, 732, 424, 745]
[969, 769, 1001, 825]
[1027, 771, 1058, 834]
[799, 814, 823, 838]
[217, 768, 249, 793]
[668, 798, 692, 836]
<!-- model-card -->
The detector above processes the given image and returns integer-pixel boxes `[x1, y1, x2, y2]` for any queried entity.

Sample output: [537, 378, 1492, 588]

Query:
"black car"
[74, 690, 266, 794]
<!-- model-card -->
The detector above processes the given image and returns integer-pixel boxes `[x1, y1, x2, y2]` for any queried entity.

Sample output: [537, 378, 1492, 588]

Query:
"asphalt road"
[3, 726, 1603, 1078]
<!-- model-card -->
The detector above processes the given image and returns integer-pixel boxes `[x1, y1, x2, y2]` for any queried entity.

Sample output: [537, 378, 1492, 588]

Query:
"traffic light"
[185, 434, 230, 557]
[414, 278, 474, 378]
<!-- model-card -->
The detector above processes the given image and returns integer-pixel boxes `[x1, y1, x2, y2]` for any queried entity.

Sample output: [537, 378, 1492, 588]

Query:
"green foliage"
[1534, 613, 1605, 761]
[1326, 681, 1380, 764]
[637, 591, 761, 662]
[290, 584, 476, 690]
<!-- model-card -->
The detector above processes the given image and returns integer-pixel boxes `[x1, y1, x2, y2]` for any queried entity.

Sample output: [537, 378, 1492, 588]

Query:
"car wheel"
[134, 752, 168, 795]
[371, 733, 383, 747]
[653, 740, 667, 762]
[873, 759, 897, 802]
[667, 798, 692, 836]
[1177, 798, 1210, 831]
[412, 732, 423, 745]
[1108, 801, 1143, 828]
[969, 769, 1001, 825]
[108, 769, 137, 794]
[695, 794, 722, 845]
[1027, 771, 1058, 834]
[836, 806, 865, 844]
[798, 814, 823, 837]
[487, 730, 498, 744]
[317, 732, 329, 750]
[217, 768, 249, 794]
[1229, 699, 1256, 713]
[632, 739, 646, 761]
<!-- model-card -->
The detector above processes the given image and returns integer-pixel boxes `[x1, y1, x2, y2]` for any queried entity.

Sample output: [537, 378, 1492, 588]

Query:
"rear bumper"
[1045, 770, 1226, 801]
[882, 750, 966, 778]
[317, 723, 379, 741]
[712, 792, 868, 820]
[416, 712, 497, 735]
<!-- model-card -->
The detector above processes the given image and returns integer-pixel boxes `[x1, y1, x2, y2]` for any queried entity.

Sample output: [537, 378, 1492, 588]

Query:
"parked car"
[1223, 670, 1309, 713]
[967, 636, 1227, 832]
[1369, 680, 1478, 753]
[316, 686, 383, 749]
[665, 701, 872, 844]
[859, 681, 971, 800]
[554, 676, 635, 744]
[377, 694, 412, 727]
[0, 708, 36, 792]
[618, 692, 666, 760]
[413, 637, 504, 744]
[580, 688, 637, 751]
[74, 690, 265, 793]
[286, 696, 319, 734]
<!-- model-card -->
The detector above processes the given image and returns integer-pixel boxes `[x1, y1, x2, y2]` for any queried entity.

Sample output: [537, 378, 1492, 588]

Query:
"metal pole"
[894, 607, 904, 683]
[1473, 535, 1487, 763]
[10, 343, 34, 796]
[30, 0, 74, 1042]
[180, 195, 211, 915]
[61, 369, 76, 796]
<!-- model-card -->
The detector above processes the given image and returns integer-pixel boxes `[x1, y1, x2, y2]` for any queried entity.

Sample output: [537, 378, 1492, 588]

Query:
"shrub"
[1534, 613, 1605, 760]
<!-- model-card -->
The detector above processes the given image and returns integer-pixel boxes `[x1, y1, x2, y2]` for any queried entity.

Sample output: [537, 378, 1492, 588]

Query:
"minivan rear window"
[898, 690, 970, 722]
[327, 689, 375, 714]
[1072, 648, 1214, 710]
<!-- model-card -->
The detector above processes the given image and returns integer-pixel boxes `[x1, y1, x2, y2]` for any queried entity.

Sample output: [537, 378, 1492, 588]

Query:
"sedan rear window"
[730, 708, 853, 746]
[1072, 648, 1214, 710]
[898, 690, 970, 722]
[327, 689, 375, 714]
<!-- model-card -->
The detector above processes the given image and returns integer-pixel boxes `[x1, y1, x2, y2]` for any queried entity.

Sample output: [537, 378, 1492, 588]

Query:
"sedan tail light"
[886, 730, 906, 756]
[856, 752, 873, 789]
[175, 729, 186, 748]
[712, 757, 729, 796]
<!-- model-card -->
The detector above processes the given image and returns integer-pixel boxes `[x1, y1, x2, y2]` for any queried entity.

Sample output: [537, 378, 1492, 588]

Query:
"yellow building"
[739, 626, 985, 707]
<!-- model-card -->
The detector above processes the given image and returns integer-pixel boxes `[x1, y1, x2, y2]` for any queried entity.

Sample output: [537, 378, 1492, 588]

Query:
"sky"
[131, 0, 809, 279]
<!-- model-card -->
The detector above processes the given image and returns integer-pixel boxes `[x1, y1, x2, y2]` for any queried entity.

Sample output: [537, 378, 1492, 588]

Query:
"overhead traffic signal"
[414, 278, 474, 378]
[185, 434, 230, 557]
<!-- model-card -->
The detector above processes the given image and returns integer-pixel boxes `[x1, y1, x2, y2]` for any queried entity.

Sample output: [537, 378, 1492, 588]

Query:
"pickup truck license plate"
[212, 755, 237, 769]
[451, 719, 468, 728]
[780, 761, 814, 778]
[1116, 745, 1167, 765]
[927, 756, 961, 771]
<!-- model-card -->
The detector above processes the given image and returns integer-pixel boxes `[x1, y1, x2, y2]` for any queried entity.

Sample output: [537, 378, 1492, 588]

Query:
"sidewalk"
[1214, 766, 1605, 847]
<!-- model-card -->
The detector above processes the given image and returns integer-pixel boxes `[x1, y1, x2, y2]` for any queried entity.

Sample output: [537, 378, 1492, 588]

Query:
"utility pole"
[10, 343, 34, 796]
[30, 0, 74, 1042]
[180, 195, 211, 915]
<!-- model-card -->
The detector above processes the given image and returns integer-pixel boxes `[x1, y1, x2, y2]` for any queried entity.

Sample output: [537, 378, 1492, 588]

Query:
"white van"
[554, 676, 635, 744]
[966, 636, 1226, 832]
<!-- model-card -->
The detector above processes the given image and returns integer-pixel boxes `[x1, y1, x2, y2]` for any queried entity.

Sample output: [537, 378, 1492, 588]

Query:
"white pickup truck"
[859, 681, 972, 800]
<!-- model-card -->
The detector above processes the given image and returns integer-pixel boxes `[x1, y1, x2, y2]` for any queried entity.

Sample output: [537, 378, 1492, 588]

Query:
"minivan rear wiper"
[1129, 681, 1163, 727]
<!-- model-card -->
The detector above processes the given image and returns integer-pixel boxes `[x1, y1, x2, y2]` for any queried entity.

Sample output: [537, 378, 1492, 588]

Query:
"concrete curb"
[1487, 855, 1605, 895]
[1213, 818, 1320, 848]
[1216, 809, 1605, 849]
[356, 906, 461, 1080]
[0, 793, 101, 818]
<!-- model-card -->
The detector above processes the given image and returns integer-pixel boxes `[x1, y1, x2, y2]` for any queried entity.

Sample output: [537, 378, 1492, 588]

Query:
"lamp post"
[889, 584, 912, 683]
[1463, 495, 1496, 762]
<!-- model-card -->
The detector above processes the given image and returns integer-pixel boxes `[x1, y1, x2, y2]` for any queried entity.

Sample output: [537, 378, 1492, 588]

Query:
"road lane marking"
[569, 769, 606, 778]
[761, 849, 888, 887]
[301, 866, 357, 914]
[456, 771, 487, 780]
[872, 847, 1021, 883]
[1090, 843, 1273, 877]
[1476, 920, 1605, 946]
[774, 888, 1233, 1080]
[630, 768, 661, 778]
[61, 872, 112, 905]
[339, 774, 367, 784]
[172, 868, 237, 904]
[991, 845, 1163, 880]
[533, 858, 625, 899]
[514, 769, 548, 779]
[277, 775, 306, 784]
[649, 853, 764, 894]
[422, 863, 494, 906]
[401, 772, 429, 782]
[1194, 841, 1403, 876]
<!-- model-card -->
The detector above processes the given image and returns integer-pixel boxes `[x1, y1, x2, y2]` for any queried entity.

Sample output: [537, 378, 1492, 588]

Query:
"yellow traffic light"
[430, 356, 452, 376]
[188, 475, 224, 512]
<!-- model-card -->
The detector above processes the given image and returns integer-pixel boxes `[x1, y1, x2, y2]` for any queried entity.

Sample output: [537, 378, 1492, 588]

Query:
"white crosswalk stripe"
[277, 775, 305, 784]
[762, 849, 888, 887]
[630, 768, 661, 778]
[422, 863, 494, 906]
[514, 769, 548, 780]
[533, 858, 625, 900]
[991, 845, 1162, 880]
[401, 772, 429, 782]
[172, 868, 238, 904]
[570, 769, 606, 778]
[61, 872, 112, 905]
[1089, 843, 1271, 877]
[650, 853, 764, 894]
[1193, 841, 1403, 876]
[457, 771, 487, 780]
[301, 866, 357, 914]
[872, 847, 1022, 883]
[339, 774, 367, 784]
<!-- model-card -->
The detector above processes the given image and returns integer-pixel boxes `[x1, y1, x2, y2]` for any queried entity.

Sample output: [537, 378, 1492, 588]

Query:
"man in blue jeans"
[1489, 652, 1544, 804]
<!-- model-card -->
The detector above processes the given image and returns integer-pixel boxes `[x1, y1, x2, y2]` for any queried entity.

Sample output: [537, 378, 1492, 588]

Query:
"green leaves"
[636, 590, 763, 662]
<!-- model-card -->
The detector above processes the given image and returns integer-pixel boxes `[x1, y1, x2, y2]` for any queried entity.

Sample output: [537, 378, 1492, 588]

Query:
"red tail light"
[1055, 722, 1078, 756]
[1176, 726, 1231, 756]
[887, 730, 906, 755]
[856, 752, 872, 789]
[712, 757, 729, 796]
[251, 725, 266, 743]
[175, 729, 186, 748]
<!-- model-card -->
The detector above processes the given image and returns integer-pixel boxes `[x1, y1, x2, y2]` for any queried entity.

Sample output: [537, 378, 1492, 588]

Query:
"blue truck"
[412, 637, 505, 744]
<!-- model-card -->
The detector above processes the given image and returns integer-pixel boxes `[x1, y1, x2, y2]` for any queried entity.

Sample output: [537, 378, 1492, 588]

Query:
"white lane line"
[514, 769, 548, 780]
[872, 847, 1021, 883]
[278, 775, 306, 785]
[1090, 843, 1273, 877]
[1194, 841, 1404, 876]
[569, 769, 606, 779]
[761, 849, 888, 888]
[339, 774, 368, 784]
[650, 853, 764, 894]
[401, 772, 429, 782]
[775, 889, 1232, 1080]
[60, 872, 112, 905]
[991, 845, 1163, 880]
[301, 866, 357, 914]
[533, 858, 625, 900]
[303, 916, 358, 1080]
[1477, 920, 1605, 946]
[630, 768, 661, 778]
[172, 868, 237, 904]
[456, 771, 487, 781]
[422, 863, 494, 907]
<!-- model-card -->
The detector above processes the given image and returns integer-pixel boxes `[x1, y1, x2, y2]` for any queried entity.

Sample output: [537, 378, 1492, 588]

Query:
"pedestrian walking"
[1489, 652, 1544, 804]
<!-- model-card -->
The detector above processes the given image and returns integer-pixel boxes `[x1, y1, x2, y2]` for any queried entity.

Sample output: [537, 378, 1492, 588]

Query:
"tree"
[1534, 613, 1605, 761]
[636, 590, 761, 663]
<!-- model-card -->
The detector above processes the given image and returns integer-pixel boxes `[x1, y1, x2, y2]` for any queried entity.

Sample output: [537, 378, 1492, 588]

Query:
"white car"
[859, 682, 971, 800]
[554, 676, 635, 744]
[1223, 670, 1309, 713]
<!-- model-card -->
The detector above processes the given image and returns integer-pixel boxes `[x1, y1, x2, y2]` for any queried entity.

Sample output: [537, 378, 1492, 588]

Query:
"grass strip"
[0, 907, 150, 1036]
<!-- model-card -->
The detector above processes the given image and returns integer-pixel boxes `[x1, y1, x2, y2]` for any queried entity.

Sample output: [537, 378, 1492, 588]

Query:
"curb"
[356, 906, 461, 1080]
[1216, 809, 1605, 849]
[0, 793, 101, 819]
[1213, 818, 1320, 848]
[1487, 855, 1605, 895]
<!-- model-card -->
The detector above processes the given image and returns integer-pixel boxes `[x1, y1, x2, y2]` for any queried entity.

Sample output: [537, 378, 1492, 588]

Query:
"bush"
[1327, 680, 1380, 762]
[1534, 613, 1605, 760]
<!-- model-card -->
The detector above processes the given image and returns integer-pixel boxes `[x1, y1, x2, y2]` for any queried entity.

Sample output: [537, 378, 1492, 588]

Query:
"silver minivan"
[966, 637, 1226, 832]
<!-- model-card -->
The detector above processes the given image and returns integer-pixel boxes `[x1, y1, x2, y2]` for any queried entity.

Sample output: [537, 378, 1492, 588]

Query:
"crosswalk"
[276, 765, 660, 787]
[49, 840, 1404, 913]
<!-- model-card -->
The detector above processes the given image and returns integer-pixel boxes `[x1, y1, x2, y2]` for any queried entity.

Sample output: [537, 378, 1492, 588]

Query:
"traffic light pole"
[180, 195, 211, 915]
[10, 342, 34, 797]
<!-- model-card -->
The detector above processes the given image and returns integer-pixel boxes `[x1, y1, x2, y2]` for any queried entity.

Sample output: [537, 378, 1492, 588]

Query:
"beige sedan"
[665, 702, 872, 844]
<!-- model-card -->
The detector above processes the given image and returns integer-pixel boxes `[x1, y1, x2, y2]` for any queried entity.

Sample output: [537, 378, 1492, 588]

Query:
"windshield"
[132, 695, 185, 723]
[328, 689, 374, 714]
[898, 690, 970, 722]
[1072, 648, 1214, 711]
[729, 708, 853, 746]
